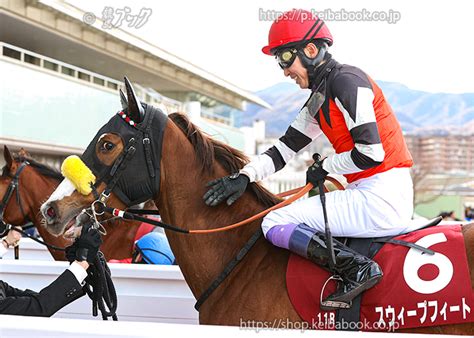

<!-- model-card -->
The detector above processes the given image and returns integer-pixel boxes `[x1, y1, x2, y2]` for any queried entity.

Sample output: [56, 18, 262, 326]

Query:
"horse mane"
[1, 155, 63, 181]
[168, 113, 282, 208]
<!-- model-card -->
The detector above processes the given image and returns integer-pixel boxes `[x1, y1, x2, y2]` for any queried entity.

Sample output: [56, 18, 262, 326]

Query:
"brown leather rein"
[188, 176, 345, 234]
[100, 176, 345, 235]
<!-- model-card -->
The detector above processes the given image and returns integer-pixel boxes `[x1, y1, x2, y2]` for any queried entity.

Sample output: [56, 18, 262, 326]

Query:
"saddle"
[286, 217, 474, 331]
[330, 217, 443, 328]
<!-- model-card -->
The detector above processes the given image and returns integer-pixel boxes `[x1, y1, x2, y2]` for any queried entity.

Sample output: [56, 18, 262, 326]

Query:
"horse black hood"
[81, 101, 168, 207]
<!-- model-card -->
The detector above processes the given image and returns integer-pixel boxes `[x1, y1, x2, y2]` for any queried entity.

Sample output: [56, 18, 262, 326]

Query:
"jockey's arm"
[240, 104, 323, 182]
[322, 73, 385, 175]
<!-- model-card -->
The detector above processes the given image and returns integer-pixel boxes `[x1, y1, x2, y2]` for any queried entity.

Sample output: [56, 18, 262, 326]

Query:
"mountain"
[239, 81, 474, 137]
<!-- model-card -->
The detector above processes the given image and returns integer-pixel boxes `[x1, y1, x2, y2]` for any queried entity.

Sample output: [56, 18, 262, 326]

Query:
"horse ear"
[123, 76, 144, 123]
[119, 88, 128, 111]
[3, 145, 13, 169]
[18, 148, 30, 158]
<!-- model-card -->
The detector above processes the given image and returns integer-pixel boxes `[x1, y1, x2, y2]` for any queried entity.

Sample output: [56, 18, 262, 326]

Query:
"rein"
[93, 176, 344, 235]
[190, 183, 313, 234]
[94, 184, 311, 234]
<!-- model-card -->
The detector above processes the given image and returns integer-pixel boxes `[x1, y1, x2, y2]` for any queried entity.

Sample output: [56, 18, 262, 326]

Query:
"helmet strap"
[297, 42, 329, 88]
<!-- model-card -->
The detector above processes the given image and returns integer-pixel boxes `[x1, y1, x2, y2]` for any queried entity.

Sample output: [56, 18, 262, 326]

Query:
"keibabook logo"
[83, 7, 152, 29]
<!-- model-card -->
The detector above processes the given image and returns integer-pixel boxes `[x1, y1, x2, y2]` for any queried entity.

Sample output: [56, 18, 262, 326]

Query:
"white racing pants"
[262, 167, 417, 239]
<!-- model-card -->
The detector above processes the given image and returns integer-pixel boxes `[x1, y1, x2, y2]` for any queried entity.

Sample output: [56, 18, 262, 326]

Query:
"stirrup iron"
[319, 275, 351, 311]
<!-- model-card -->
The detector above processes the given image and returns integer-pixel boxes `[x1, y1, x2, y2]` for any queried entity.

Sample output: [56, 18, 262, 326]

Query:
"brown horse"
[0, 146, 143, 261]
[40, 80, 474, 334]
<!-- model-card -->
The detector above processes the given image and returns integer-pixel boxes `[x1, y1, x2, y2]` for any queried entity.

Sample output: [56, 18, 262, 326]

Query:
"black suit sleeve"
[1, 281, 36, 298]
[0, 270, 85, 317]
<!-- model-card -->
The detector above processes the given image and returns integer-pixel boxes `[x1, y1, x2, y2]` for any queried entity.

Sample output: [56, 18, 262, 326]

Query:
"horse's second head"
[1, 146, 64, 225]
[1, 146, 32, 225]
[40, 77, 168, 236]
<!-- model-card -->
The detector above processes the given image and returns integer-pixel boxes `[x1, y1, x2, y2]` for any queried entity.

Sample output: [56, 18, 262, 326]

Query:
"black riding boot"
[288, 223, 383, 310]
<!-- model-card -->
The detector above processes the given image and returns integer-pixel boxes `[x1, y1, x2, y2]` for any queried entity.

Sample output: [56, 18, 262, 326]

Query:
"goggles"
[275, 48, 298, 69]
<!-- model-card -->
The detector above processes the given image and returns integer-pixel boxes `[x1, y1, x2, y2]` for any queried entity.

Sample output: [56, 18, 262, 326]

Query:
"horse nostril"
[46, 206, 56, 219]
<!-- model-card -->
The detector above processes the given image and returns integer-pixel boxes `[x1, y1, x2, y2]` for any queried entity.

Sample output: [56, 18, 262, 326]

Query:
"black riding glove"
[203, 173, 250, 206]
[65, 245, 76, 263]
[65, 222, 103, 264]
[306, 153, 328, 186]
[0, 222, 8, 237]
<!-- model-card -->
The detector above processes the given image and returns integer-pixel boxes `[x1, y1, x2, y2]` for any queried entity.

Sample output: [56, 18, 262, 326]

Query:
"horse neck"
[99, 218, 142, 260]
[22, 174, 69, 260]
[156, 123, 272, 297]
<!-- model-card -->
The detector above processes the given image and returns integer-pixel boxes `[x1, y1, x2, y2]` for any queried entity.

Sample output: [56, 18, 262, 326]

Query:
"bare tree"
[411, 165, 455, 207]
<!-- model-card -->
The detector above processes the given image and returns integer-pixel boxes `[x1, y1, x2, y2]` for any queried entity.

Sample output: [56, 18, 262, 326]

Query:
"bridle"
[0, 161, 29, 235]
[83, 110, 152, 219]
[90, 135, 138, 206]
[0, 161, 68, 253]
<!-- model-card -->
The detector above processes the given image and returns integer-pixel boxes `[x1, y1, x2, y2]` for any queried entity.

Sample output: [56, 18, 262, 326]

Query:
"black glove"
[203, 173, 250, 206]
[65, 245, 76, 263]
[0, 222, 8, 237]
[65, 223, 102, 264]
[306, 153, 328, 186]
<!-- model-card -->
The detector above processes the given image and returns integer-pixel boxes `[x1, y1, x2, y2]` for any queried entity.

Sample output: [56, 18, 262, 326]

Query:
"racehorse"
[1, 146, 143, 261]
[40, 79, 474, 334]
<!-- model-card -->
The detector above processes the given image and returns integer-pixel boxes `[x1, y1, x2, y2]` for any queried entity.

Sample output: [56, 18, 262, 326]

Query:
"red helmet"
[262, 9, 333, 55]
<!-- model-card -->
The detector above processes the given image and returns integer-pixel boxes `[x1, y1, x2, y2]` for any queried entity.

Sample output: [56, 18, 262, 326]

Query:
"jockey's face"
[283, 43, 319, 89]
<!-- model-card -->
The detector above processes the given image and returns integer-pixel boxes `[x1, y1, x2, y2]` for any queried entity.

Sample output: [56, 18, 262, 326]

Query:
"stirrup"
[319, 275, 352, 311]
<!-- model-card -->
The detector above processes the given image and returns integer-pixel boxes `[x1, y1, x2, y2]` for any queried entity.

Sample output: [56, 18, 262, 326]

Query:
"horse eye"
[101, 142, 115, 152]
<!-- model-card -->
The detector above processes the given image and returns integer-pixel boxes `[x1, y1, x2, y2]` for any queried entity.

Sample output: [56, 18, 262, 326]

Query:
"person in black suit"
[0, 223, 101, 316]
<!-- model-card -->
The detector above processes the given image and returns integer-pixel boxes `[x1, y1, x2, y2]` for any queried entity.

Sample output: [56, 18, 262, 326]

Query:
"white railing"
[262, 172, 307, 196]
[1, 238, 199, 324]
[0, 42, 182, 113]
[1, 238, 54, 261]
[0, 42, 122, 92]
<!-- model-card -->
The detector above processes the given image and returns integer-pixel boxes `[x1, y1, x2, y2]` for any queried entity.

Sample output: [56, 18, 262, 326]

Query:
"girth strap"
[373, 238, 435, 255]
[194, 228, 263, 311]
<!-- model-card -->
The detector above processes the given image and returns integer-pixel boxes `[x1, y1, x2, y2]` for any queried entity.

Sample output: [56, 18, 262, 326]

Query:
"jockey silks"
[240, 55, 412, 184]
[315, 61, 413, 183]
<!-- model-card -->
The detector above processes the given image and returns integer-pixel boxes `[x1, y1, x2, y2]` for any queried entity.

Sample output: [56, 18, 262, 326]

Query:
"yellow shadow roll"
[61, 155, 96, 195]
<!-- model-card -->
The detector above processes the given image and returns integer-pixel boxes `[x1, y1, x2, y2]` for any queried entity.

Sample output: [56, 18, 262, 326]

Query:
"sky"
[69, 0, 474, 94]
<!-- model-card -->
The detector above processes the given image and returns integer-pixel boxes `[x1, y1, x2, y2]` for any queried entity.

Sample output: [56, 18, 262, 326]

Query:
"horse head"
[1, 146, 66, 225]
[1, 145, 32, 225]
[40, 77, 169, 235]
[1, 146, 73, 259]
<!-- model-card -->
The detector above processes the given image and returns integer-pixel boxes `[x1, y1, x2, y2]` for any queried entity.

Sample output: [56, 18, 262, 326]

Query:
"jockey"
[133, 232, 175, 265]
[203, 9, 414, 309]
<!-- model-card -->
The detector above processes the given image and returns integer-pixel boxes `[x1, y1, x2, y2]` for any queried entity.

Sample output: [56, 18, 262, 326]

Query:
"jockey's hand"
[306, 154, 328, 186]
[203, 173, 250, 207]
